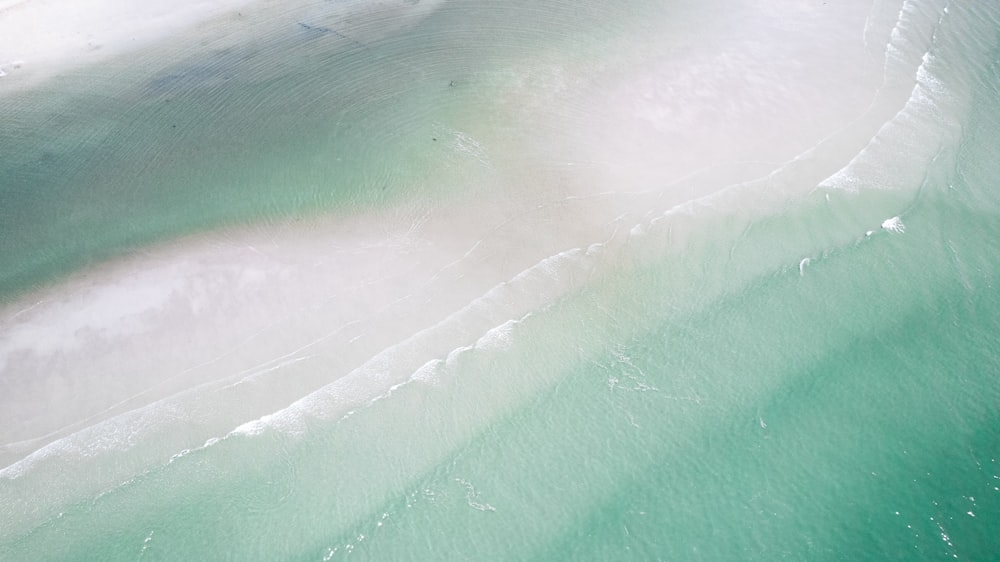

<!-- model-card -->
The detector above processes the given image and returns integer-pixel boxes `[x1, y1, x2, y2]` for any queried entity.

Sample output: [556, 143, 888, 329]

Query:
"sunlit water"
[2, 0, 999, 559]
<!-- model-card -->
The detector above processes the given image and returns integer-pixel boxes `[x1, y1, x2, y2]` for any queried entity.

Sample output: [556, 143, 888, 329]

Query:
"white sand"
[0, 0, 445, 89]
[0, 183, 623, 468]
[0, 0, 258, 87]
[0, 0, 905, 472]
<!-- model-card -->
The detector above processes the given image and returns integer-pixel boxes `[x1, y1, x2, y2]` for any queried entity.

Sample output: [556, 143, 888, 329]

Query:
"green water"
[2, 0, 1000, 560]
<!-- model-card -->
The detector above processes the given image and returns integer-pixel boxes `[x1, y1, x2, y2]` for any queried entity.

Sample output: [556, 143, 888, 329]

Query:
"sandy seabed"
[0, 0, 958, 516]
[1, 0, 905, 465]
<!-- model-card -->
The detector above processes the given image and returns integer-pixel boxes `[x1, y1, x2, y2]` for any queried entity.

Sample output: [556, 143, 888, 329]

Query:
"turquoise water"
[2, 0, 999, 560]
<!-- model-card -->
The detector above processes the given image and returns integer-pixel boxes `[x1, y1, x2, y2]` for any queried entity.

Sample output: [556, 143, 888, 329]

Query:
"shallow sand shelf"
[2, 0, 999, 559]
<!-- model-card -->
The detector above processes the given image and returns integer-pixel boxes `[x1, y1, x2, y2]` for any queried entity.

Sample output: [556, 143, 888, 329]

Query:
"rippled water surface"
[2, 0, 999, 559]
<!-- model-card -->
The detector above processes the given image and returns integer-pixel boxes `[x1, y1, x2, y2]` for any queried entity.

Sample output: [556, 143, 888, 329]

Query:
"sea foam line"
[226, 241, 610, 439]
[818, 1, 977, 194]
[0, 235, 607, 482]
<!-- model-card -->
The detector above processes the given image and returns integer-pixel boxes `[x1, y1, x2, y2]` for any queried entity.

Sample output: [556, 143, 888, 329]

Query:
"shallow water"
[2, 0, 999, 560]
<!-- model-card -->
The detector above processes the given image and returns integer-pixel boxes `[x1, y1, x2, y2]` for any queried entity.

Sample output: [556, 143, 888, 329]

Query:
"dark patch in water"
[297, 22, 368, 49]
[145, 48, 253, 96]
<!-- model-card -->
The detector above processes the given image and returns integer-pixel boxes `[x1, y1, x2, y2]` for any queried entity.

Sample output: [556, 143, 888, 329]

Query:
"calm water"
[2, 0, 999, 560]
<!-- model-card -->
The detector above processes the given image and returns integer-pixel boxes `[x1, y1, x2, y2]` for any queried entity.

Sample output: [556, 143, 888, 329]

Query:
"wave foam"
[225, 243, 607, 439]
[818, 2, 978, 194]
[881, 216, 906, 233]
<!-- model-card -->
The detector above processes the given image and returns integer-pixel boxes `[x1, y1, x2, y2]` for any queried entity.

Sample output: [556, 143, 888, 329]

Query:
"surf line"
[455, 478, 496, 512]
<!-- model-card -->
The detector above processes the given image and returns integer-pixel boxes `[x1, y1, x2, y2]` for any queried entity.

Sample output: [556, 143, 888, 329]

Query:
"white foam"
[228, 315, 532, 437]
[881, 216, 906, 233]
[476, 319, 517, 352]
[221, 244, 599, 439]
[410, 359, 445, 386]
[0, 399, 186, 480]
[230, 417, 269, 438]
[817, 1, 972, 197]
[883, 0, 947, 74]
[455, 478, 496, 512]
[818, 19, 967, 194]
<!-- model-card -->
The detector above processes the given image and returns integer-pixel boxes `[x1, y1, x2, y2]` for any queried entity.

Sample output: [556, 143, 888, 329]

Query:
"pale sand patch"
[0, 0, 445, 90]
[0, 0, 897, 470]
[0, 0, 254, 87]
[0, 177, 625, 469]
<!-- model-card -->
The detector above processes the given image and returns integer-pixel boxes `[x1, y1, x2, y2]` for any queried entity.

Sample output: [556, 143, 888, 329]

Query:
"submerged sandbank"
[4, 2, 980, 545]
[0, 174, 628, 466]
[1, 0, 913, 466]
[5, 0, 999, 557]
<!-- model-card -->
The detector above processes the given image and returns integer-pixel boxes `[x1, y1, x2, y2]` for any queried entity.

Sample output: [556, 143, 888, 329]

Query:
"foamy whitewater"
[2, 0, 999, 559]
